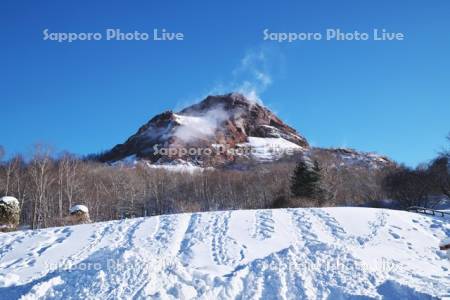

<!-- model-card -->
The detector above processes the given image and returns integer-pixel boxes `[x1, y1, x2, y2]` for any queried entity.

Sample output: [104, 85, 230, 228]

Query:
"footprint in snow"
[388, 231, 401, 239]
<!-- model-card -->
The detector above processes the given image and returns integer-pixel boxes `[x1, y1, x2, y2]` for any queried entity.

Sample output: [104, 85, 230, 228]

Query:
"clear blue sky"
[1, 0, 449, 166]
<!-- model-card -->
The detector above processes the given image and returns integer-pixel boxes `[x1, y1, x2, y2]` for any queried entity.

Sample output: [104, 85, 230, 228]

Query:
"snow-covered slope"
[237, 137, 304, 161]
[0, 208, 448, 299]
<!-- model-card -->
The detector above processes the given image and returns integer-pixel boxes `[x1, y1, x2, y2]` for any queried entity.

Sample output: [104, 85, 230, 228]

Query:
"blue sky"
[1, 0, 449, 166]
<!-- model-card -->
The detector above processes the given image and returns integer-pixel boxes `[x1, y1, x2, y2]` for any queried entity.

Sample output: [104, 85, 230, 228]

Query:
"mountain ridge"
[98, 93, 308, 166]
[96, 93, 393, 169]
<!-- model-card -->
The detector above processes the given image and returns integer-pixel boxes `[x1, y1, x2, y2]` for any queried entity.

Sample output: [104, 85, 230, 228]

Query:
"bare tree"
[1, 154, 25, 198]
[0, 145, 4, 161]
[28, 145, 55, 229]
[0, 145, 400, 230]
[10, 155, 27, 221]
[429, 157, 450, 199]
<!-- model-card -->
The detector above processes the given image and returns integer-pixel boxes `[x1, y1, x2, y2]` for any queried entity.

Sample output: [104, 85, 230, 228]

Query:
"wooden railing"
[407, 206, 450, 218]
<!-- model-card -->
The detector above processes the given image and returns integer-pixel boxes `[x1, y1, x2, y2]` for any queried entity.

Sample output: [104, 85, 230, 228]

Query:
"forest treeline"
[0, 136, 449, 230]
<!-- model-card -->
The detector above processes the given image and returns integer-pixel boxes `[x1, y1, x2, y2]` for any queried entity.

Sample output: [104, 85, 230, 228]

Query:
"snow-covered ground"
[0, 208, 449, 299]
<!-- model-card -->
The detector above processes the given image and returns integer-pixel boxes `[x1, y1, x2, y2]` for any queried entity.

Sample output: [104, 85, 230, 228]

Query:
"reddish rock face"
[98, 93, 309, 166]
[97, 93, 394, 169]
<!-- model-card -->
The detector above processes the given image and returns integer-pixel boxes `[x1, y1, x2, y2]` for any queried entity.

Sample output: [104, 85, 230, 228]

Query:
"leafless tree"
[0, 145, 401, 230]
[0, 146, 4, 161]
[28, 145, 55, 228]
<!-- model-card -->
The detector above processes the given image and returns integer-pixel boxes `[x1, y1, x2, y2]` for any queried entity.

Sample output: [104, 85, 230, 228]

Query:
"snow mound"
[0, 208, 448, 299]
[68, 205, 88, 214]
[0, 196, 19, 206]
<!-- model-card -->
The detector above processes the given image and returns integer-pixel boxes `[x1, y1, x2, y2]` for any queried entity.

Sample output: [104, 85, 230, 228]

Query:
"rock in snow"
[67, 205, 91, 225]
[0, 207, 448, 299]
[0, 196, 20, 232]
[440, 237, 450, 259]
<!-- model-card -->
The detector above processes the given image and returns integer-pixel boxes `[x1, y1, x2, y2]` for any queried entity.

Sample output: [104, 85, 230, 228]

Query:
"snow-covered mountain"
[98, 93, 308, 167]
[0, 207, 448, 299]
[97, 93, 393, 169]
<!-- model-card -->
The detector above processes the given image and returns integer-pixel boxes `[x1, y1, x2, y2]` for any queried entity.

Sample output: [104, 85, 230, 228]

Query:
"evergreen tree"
[290, 159, 323, 200]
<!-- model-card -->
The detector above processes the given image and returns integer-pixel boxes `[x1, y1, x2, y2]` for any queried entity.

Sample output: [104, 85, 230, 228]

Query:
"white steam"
[171, 47, 281, 142]
[173, 105, 230, 143]
[185, 47, 279, 107]
[232, 49, 273, 104]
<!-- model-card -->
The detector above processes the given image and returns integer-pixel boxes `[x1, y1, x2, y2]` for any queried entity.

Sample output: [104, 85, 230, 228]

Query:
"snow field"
[0, 207, 448, 299]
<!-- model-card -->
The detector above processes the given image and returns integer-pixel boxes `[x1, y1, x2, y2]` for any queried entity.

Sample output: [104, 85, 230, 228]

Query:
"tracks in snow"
[211, 211, 245, 266]
[178, 213, 209, 264]
[2, 208, 446, 299]
[0, 230, 39, 261]
[285, 208, 379, 298]
[253, 210, 275, 241]
[0, 227, 72, 272]
[151, 215, 179, 255]
[59, 223, 113, 268]
[310, 208, 388, 247]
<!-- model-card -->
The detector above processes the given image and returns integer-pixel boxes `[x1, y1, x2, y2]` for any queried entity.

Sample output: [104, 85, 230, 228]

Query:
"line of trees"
[0, 134, 449, 230]
[0, 145, 294, 229]
[0, 146, 390, 229]
[382, 135, 450, 208]
[275, 134, 450, 210]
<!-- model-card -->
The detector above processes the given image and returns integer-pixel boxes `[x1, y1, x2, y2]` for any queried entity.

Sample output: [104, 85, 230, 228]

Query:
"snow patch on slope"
[238, 137, 304, 161]
[145, 160, 206, 174]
